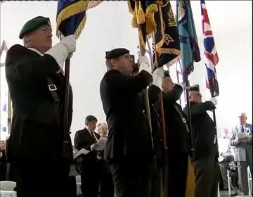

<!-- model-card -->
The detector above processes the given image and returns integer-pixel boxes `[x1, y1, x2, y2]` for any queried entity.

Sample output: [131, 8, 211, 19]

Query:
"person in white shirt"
[218, 128, 234, 190]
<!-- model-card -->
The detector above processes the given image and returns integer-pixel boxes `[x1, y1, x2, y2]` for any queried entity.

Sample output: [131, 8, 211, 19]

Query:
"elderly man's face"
[239, 113, 247, 125]
[189, 91, 202, 103]
[25, 25, 52, 53]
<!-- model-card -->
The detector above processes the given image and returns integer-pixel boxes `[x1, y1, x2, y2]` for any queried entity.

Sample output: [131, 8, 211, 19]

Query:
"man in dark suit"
[5, 16, 76, 197]
[183, 85, 219, 197]
[74, 115, 101, 197]
[100, 48, 153, 197]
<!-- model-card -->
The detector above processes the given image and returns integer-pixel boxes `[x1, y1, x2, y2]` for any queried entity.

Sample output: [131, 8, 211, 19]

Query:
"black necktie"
[90, 131, 97, 143]
[241, 126, 244, 132]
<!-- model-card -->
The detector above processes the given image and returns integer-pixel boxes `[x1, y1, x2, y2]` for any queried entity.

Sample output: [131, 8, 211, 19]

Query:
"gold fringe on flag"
[56, 1, 89, 38]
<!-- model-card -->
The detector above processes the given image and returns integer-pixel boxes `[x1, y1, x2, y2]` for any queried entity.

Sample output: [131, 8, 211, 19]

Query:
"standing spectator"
[0, 140, 7, 180]
[100, 48, 153, 197]
[183, 85, 220, 197]
[74, 115, 101, 197]
[96, 122, 114, 197]
[230, 112, 252, 195]
[5, 16, 76, 197]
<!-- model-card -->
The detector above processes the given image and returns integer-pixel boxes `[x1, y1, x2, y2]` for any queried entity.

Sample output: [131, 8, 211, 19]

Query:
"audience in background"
[0, 140, 7, 181]
[96, 122, 114, 197]
[74, 115, 101, 197]
[231, 112, 252, 195]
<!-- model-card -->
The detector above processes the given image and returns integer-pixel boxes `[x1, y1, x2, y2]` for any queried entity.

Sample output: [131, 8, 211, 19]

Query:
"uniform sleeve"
[5, 45, 59, 80]
[190, 101, 216, 116]
[107, 70, 152, 95]
[74, 131, 84, 150]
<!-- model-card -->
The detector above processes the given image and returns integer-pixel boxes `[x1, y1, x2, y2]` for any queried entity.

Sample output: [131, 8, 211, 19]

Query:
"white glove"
[60, 35, 76, 53]
[45, 35, 76, 68]
[209, 97, 218, 106]
[152, 67, 164, 90]
[138, 54, 151, 74]
[178, 82, 186, 89]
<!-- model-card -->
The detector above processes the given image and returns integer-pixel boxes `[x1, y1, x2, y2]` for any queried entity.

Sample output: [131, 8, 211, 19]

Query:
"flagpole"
[176, 63, 182, 106]
[62, 58, 72, 161]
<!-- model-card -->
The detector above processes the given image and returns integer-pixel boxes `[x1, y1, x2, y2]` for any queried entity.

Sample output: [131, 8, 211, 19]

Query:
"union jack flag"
[201, 0, 219, 97]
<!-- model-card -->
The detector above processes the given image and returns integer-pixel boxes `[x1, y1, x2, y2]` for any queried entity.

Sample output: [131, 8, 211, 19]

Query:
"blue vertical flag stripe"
[176, 0, 201, 82]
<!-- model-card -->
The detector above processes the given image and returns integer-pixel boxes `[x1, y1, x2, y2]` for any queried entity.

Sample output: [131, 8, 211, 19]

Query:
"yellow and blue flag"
[56, 0, 89, 38]
[128, 0, 158, 54]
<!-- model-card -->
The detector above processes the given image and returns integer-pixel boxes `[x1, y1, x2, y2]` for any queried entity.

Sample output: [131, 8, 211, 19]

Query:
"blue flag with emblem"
[176, 0, 201, 82]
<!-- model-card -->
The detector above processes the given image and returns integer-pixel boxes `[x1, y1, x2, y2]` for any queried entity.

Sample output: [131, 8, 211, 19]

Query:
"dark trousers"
[99, 161, 114, 197]
[167, 152, 188, 197]
[81, 169, 99, 197]
[14, 161, 76, 197]
[192, 153, 219, 197]
[110, 157, 152, 197]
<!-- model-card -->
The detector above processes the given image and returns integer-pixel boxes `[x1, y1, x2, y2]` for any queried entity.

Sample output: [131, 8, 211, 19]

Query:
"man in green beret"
[5, 16, 76, 197]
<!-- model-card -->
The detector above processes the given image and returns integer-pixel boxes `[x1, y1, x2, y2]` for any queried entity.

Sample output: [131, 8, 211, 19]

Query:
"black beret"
[105, 48, 129, 59]
[189, 84, 200, 92]
[19, 16, 51, 39]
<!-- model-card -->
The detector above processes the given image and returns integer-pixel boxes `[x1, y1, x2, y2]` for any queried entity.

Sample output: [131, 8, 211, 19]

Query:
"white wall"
[0, 1, 252, 140]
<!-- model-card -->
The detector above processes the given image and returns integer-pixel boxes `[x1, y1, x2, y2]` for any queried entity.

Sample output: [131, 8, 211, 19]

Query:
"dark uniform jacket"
[5, 44, 73, 164]
[163, 84, 189, 154]
[183, 101, 218, 160]
[100, 69, 153, 161]
[74, 128, 100, 172]
[148, 85, 189, 165]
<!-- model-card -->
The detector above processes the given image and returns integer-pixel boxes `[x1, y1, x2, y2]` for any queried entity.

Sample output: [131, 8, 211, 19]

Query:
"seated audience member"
[218, 128, 234, 190]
